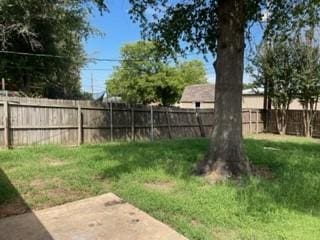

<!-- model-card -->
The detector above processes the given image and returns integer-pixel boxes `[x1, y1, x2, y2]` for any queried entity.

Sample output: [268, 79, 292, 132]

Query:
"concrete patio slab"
[0, 193, 187, 240]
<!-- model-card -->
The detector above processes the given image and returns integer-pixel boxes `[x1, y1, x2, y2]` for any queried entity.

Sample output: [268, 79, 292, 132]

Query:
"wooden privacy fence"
[266, 110, 320, 137]
[0, 97, 264, 148]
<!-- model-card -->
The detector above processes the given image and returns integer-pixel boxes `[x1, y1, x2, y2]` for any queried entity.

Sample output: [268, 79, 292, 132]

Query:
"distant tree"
[79, 91, 94, 101]
[294, 40, 320, 137]
[155, 60, 207, 106]
[106, 41, 206, 106]
[152, 67, 182, 106]
[0, 0, 107, 99]
[242, 82, 255, 90]
[249, 41, 298, 135]
[128, 0, 320, 177]
[178, 61, 207, 87]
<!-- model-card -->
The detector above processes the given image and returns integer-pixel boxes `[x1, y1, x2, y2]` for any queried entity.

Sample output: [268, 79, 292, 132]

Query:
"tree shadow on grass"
[86, 138, 320, 217]
[0, 168, 53, 239]
[239, 138, 320, 217]
[79, 136, 320, 219]
[86, 139, 208, 181]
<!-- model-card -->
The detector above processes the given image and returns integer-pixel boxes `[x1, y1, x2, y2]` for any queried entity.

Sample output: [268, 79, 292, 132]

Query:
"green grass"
[0, 134, 320, 239]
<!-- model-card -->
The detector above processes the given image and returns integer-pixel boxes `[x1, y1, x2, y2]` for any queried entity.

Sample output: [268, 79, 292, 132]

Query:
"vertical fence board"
[110, 103, 113, 142]
[166, 108, 172, 139]
[3, 101, 9, 148]
[150, 106, 154, 141]
[131, 107, 135, 141]
[77, 105, 82, 146]
[249, 110, 252, 134]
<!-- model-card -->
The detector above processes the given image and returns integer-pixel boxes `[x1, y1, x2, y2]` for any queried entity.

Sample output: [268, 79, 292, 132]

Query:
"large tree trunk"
[197, 0, 250, 177]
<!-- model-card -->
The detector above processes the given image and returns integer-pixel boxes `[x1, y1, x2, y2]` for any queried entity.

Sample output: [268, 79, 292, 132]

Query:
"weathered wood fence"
[266, 110, 320, 138]
[0, 97, 264, 148]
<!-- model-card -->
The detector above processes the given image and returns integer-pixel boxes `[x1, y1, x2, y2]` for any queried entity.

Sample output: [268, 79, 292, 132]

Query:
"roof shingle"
[180, 84, 215, 102]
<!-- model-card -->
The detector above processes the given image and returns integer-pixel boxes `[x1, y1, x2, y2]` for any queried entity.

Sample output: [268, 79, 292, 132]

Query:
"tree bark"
[197, 0, 250, 177]
[302, 104, 311, 137]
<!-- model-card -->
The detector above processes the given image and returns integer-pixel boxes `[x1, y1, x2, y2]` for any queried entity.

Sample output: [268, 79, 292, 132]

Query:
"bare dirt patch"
[27, 178, 90, 210]
[191, 218, 202, 227]
[32, 187, 91, 210]
[144, 181, 175, 193]
[42, 156, 68, 167]
[30, 179, 46, 189]
[46, 187, 86, 201]
[30, 177, 63, 190]
[203, 161, 274, 184]
[211, 228, 239, 240]
[204, 171, 230, 184]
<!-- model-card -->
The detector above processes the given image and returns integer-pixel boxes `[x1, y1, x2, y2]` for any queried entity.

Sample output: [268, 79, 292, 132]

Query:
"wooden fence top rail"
[8, 102, 79, 109]
[10, 125, 78, 130]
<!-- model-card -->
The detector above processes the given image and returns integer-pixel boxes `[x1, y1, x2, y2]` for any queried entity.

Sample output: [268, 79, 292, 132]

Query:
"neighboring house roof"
[181, 84, 264, 103]
[243, 87, 264, 95]
[180, 84, 215, 103]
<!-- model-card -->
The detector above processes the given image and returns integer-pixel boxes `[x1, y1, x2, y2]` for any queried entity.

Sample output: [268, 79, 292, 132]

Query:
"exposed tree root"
[194, 158, 275, 184]
[194, 158, 251, 183]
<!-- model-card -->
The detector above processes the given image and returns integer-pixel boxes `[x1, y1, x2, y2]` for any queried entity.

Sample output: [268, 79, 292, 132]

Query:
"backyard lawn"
[0, 134, 319, 240]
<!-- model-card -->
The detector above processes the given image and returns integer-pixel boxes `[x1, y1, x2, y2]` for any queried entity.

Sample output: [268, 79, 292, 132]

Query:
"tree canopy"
[0, 0, 107, 98]
[106, 41, 206, 106]
[129, 1, 320, 56]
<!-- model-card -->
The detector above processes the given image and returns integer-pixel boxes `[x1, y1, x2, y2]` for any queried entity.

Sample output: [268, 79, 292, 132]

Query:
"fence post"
[256, 110, 259, 133]
[150, 105, 154, 141]
[3, 100, 9, 148]
[196, 109, 205, 137]
[165, 108, 172, 139]
[77, 104, 82, 146]
[110, 102, 113, 142]
[264, 108, 268, 133]
[131, 106, 135, 141]
[249, 109, 252, 134]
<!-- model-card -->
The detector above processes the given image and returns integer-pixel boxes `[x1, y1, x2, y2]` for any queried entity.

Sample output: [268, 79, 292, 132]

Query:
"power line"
[0, 50, 214, 73]
[0, 50, 200, 62]
[0, 50, 204, 64]
[2, 63, 215, 74]
[0, 50, 147, 62]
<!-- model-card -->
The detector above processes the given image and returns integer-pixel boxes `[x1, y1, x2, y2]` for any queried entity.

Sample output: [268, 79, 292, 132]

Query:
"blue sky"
[81, 1, 263, 94]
